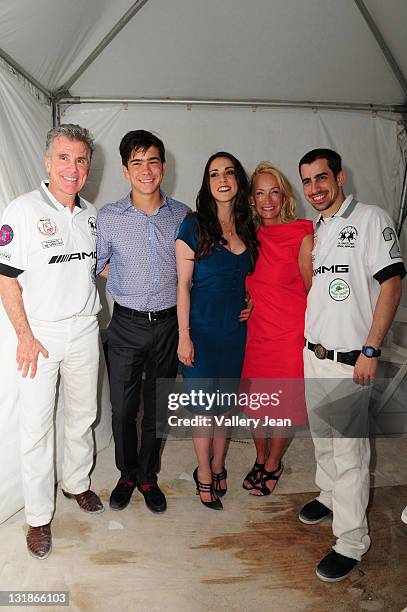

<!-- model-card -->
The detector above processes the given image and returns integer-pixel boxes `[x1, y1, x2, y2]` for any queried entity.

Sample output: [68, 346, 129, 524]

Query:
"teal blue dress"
[177, 213, 251, 384]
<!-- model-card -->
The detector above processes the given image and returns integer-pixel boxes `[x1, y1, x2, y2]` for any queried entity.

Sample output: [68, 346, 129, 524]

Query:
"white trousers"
[19, 315, 99, 527]
[303, 347, 371, 561]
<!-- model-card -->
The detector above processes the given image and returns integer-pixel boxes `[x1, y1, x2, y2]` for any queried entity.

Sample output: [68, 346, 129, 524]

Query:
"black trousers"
[107, 305, 179, 484]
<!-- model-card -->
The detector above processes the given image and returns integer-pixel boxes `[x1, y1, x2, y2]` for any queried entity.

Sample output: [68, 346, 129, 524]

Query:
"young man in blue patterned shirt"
[97, 130, 190, 514]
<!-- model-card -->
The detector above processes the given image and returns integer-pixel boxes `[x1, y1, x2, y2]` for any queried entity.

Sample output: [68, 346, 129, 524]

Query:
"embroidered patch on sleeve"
[0, 224, 14, 246]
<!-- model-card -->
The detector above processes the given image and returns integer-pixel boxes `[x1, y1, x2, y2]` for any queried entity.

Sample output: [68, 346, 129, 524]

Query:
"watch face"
[362, 346, 380, 358]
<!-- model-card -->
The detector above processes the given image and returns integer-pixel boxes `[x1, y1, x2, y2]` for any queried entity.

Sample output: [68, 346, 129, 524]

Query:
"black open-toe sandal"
[211, 465, 227, 498]
[242, 461, 265, 490]
[250, 462, 284, 496]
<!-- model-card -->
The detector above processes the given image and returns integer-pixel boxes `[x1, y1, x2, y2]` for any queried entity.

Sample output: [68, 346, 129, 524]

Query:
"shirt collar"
[315, 193, 354, 225]
[119, 190, 171, 215]
[40, 181, 82, 211]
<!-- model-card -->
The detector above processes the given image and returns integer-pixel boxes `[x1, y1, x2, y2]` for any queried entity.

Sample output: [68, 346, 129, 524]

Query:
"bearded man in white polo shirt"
[0, 124, 104, 560]
[298, 148, 405, 582]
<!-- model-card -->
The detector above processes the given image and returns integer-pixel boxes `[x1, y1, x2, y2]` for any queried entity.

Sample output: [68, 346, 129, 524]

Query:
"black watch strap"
[361, 345, 381, 358]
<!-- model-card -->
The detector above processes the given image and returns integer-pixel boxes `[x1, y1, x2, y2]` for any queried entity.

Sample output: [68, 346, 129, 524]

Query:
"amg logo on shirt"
[313, 264, 349, 276]
[49, 251, 96, 264]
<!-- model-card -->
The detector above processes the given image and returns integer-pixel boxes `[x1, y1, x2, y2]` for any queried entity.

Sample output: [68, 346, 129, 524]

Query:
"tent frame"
[1, 0, 407, 116]
[56, 95, 406, 114]
[0, 48, 51, 100]
[397, 164, 407, 237]
[0, 0, 406, 232]
[354, 0, 407, 99]
[54, 0, 150, 97]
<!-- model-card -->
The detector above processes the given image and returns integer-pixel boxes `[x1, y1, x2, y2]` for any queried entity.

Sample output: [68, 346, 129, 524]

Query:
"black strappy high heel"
[193, 468, 223, 510]
[249, 461, 284, 496]
[211, 465, 227, 498]
[242, 461, 265, 490]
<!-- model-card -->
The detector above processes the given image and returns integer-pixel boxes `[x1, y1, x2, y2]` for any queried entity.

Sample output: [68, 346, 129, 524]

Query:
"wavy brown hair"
[195, 152, 258, 269]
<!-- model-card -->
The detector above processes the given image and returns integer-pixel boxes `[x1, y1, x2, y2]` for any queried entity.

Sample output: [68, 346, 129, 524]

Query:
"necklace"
[220, 220, 235, 237]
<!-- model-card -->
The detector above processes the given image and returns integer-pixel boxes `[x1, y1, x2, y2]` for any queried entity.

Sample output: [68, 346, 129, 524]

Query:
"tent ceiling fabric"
[0, 0, 133, 92]
[362, 0, 407, 81]
[0, 0, 406, 107]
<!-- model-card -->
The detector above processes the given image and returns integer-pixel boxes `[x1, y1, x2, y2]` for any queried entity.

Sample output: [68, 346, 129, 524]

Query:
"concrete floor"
[1, 436, 407, 612]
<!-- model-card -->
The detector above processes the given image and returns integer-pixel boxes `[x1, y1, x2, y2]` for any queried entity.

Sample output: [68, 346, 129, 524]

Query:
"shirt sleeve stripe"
[0, 263, 24, 277]
[374, 262, 406, 284]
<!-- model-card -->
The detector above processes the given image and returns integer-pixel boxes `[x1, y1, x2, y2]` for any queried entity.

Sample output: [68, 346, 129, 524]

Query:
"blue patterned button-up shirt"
[96, 192, 190, 310]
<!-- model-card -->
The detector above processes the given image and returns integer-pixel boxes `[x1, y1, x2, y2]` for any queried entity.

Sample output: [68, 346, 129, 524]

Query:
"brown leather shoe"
[62, 489, 104, 513]
[26, 524, 52, 560]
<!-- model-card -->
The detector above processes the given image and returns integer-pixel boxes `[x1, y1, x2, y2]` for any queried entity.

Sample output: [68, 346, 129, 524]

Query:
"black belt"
[306, 341, 361, 367]
[114, 302, 177, 321]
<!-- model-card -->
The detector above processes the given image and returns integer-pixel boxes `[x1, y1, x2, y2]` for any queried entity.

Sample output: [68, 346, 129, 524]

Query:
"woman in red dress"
[241, 162, 313, 495]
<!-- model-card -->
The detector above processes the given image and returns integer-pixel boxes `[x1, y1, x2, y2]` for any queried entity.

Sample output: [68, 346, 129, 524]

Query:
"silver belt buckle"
[148, 312, 152, 322]
[314, 343, 327, 359]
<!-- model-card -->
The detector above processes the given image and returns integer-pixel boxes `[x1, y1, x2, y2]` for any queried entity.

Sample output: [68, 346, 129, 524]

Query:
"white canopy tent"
[0, 0, 406, 523]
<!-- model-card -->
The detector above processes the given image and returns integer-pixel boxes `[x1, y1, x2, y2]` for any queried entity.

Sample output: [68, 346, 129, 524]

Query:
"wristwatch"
[361, 345, 381, 358]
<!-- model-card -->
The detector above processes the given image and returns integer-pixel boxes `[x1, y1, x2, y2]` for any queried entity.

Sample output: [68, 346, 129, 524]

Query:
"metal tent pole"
[54, 0, 150, 95]
[57, 96, 406, 114]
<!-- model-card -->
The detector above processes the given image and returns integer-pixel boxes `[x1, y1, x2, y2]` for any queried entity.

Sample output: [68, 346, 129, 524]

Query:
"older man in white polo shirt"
[298, 148, 405, 582]
[0, 124, 104, 560]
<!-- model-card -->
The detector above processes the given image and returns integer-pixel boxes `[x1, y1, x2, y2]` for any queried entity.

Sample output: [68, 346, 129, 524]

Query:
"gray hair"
[45, 124, 95, 160]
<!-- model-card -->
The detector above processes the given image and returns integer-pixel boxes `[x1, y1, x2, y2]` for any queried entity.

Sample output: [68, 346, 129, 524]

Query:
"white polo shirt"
[305, 194, 405, 352]
[0, 181, 101, 321]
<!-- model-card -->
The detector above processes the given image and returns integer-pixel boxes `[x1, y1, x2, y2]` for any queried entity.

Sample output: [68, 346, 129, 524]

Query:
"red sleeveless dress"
[241, 219, 313, 424]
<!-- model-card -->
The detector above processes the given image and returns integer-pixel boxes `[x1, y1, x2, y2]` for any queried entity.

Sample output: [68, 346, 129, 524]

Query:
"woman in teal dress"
[176, 152, 258, 510]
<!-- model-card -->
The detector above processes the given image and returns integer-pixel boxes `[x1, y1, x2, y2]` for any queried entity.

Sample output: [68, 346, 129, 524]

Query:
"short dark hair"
[119, 130, 165, 166]
[299, 148, 342, 178]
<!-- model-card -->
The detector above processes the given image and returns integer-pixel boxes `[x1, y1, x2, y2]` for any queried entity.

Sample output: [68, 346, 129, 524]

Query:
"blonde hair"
[250, 161, 296, 225]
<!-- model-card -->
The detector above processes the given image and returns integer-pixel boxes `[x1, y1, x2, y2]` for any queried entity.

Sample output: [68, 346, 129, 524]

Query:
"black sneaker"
[109, 479, 136, 510]
[299, 499, 332, 524]
[316, 550, 358, 582]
